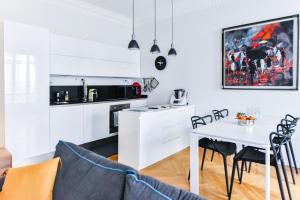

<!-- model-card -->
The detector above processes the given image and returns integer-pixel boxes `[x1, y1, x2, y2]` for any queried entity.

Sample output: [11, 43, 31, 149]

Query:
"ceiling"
[76, 0, 233, 24]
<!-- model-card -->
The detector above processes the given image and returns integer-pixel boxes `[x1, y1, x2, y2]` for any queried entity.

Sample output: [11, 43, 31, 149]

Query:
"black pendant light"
[168, 0, 177, 56]
[128, 0, 139, 50]
[150, 0, 160, 54]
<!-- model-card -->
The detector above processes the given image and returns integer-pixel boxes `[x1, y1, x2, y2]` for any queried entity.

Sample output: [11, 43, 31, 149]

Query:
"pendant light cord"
[132, 0, 135, 36]
[154, 0, 157, 41]
[171, 0, 174, 46]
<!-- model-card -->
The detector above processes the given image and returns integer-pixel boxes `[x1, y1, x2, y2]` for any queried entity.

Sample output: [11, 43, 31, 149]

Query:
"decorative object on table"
[143, 77, 159, 92]
[170, 89, 188, 106]
[128, 0, 139, 50]
[168, 0, 177, 56]
[155, 56, 167, 70]
[150, 0, 160, 54]
[236, 113, 256, 126]
[222, 15, 299, 90]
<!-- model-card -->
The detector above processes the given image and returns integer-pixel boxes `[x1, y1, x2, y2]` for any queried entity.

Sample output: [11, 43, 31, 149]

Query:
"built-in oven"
[109, 103, 130, 134]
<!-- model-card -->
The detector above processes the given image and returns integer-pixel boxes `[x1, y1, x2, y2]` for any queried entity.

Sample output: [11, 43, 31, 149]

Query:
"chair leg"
[244, 161, 248, 172]
[229, 159, 237, 200]
[274, 160, 286, 200]
[222, 155, 230, 196]
[234, 152, 241, 181]
[242, 145, 248, 172]
[211, 150, 215, 162]
[248, 162, 252, 173]
[240, 161, 245, 184]
[280, 151, 293, 200]
[285, 144, 296, 184]
[201, 148, 207, 171]
[288, 141, 298, 174]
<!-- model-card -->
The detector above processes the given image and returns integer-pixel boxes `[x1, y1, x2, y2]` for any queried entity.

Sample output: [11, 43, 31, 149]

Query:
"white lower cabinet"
[50, 99, 148, 150]
[50, 106, 84, 151]
[83, 103, 110, 143]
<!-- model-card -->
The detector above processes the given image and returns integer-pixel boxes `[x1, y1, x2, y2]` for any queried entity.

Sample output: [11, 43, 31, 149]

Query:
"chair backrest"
[277, 124, 290, 135]
[269, 131, 291, 160]
[212, 109, 229, 121]
[285, 114, 299, 124]
[191, 115, 213, 129]
[280, 119, 296, 135]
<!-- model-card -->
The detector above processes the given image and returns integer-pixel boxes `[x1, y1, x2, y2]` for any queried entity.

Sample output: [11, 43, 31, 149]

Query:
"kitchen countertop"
[125, 104, 194, 113]
[50, 96, 147, 107]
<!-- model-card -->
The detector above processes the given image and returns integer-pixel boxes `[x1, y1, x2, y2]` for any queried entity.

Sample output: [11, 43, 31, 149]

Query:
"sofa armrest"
[0, 176, 5, 191]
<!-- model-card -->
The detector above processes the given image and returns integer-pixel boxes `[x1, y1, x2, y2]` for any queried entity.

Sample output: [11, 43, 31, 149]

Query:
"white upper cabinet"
[50, 34, 140, 77]
[2, 21, 50, 165]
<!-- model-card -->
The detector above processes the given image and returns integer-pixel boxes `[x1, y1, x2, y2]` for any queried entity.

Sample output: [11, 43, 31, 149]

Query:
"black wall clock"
[155, 56, 167, 70]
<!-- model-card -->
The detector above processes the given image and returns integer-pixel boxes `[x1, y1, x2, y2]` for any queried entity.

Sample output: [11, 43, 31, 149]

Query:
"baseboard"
[81, 135, 118, 149]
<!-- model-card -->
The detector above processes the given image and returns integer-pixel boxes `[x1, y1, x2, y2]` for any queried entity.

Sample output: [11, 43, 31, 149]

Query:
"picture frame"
[222, 15, 299, 90]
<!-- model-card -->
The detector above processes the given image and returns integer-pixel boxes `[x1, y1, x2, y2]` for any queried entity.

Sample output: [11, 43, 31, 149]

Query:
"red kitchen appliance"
[132, 82, 142, 96]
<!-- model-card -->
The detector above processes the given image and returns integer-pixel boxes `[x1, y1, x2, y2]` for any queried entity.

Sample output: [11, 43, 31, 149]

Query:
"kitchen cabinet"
[118, 105, 195, 170]
[50, 106, 84, 151]
[0, 21, 50, 166]
[50, 99, 148, 149]
[83, 103, 110, 143]
[50, 34, 140, 77]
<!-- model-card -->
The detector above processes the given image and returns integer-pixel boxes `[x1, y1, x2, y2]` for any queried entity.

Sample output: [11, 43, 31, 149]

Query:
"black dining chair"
[189, 114, 240, 196]
[191, 115, 215, 167]
[244, 114, 299, 176]
[229, 131, 293, 200]
[212, 109, 229, 121]
[283, 114, 298, 175]
[278, 118, 298, 184]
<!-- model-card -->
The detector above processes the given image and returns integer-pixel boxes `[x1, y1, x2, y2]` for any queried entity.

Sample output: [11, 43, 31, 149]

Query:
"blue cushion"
[53, 141, 136, 200]
[124, 173, 205, 200]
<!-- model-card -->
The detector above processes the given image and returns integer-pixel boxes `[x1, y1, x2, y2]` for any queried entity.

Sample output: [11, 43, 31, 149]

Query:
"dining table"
[189, 115, 282, 200]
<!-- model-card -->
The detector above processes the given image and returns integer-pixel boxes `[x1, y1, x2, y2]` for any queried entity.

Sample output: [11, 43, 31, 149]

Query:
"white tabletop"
[192, 115, 283, 147]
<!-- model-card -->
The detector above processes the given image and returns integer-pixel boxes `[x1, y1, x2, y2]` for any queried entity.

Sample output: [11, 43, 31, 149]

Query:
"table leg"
[265, 145, 270, 200]
[190, 133, 199, 195]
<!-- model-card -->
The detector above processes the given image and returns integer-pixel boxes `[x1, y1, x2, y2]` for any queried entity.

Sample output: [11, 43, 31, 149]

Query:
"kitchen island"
[118, 105, 195, 170]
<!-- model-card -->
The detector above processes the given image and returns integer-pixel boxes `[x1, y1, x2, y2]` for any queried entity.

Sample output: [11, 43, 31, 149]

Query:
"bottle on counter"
[65, 91, 69, 102]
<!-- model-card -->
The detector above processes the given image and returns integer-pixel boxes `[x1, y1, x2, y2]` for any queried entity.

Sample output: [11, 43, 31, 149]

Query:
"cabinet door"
[50, 106, 84, 151]
[3, 21, 50, 165]
[50, 34, 83, 57]
[50, 34, 141, 77]
[83, 103, 110, 143]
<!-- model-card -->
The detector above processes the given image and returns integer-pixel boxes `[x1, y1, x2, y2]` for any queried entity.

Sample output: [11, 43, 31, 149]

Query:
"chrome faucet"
[82, 78, 87, 102]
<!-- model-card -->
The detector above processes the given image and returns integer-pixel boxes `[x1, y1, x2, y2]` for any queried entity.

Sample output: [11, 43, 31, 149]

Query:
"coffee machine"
[170, 89, 188, 106]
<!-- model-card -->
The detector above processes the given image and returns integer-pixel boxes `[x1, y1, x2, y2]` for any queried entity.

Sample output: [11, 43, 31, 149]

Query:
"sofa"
[0, 141, 205, 200]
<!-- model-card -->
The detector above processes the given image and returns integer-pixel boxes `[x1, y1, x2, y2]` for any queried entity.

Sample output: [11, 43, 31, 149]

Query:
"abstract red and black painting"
[222, 15, 299, 90]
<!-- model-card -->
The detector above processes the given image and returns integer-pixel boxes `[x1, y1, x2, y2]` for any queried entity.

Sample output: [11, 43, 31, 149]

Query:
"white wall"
[0, 0, 130, 46]
[138, 0, 300, 115]
[138, 0, 300, 166]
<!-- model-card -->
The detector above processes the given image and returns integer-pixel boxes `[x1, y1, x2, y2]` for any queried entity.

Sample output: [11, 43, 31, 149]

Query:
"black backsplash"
[50, 85, 140, 104]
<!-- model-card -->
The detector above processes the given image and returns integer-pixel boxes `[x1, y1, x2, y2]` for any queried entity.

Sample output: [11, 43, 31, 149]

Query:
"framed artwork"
[222, 15, 299, 90]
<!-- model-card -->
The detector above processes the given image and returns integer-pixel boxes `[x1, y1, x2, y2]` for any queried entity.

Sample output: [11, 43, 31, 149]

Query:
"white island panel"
[118, 105, 195, 170]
